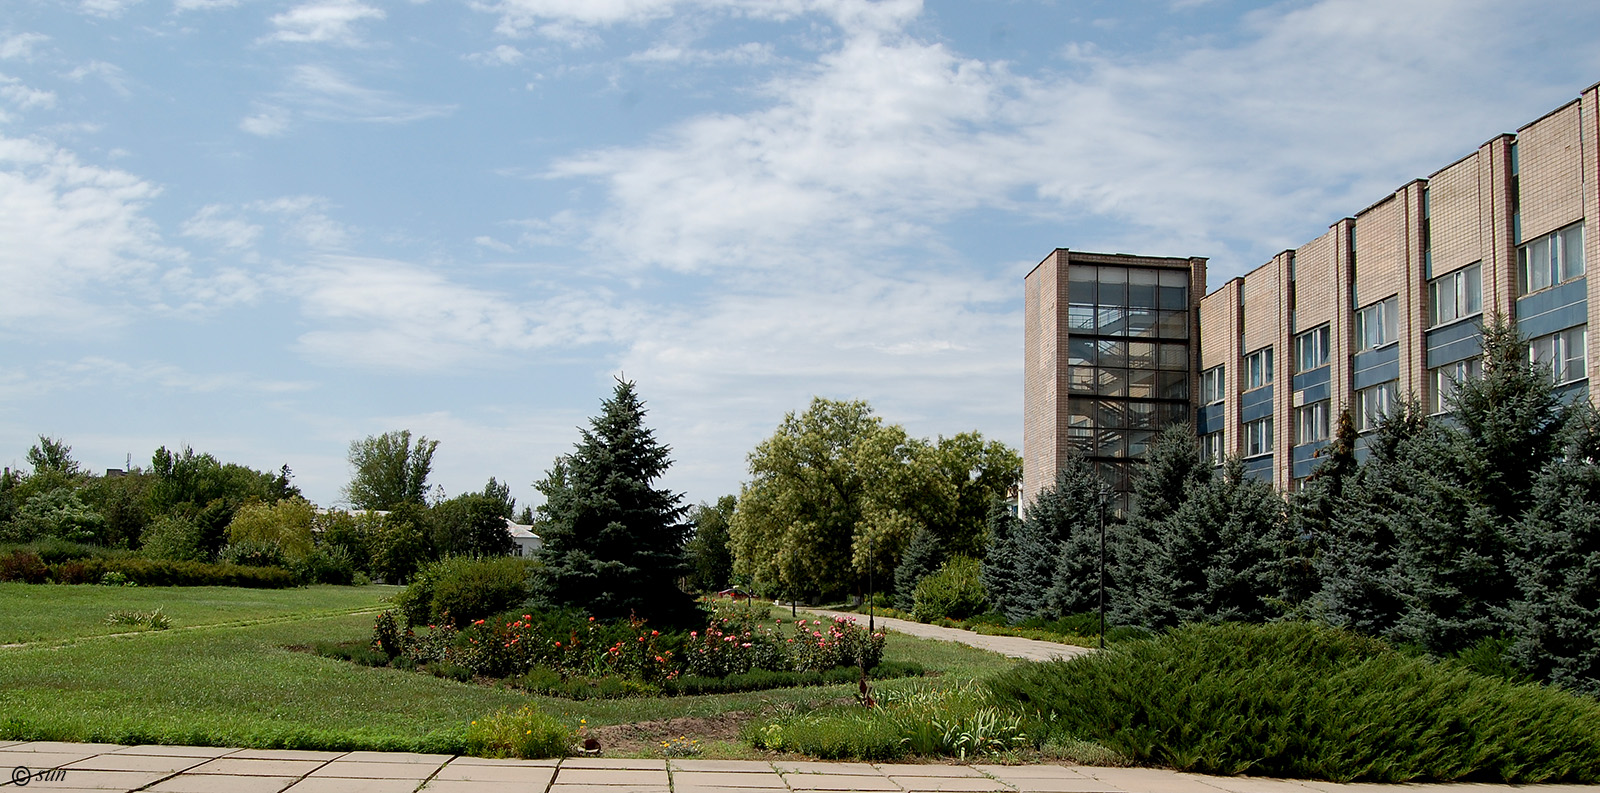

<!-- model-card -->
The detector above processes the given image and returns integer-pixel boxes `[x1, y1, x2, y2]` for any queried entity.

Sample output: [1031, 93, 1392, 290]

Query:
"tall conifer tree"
[533, 379, 699, 626]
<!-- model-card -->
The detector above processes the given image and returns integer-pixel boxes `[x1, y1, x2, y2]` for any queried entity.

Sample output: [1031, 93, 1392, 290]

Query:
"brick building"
[1024, 81, 1598, 502]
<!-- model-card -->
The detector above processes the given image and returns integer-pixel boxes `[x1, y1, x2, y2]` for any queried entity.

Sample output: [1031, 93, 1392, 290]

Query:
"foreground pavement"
[3, 742, 1595, 793]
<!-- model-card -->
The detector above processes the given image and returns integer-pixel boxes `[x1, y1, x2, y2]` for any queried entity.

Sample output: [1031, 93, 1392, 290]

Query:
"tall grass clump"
[746, 682, 1032, 761]
[986, 621, 1600, 783]
[464, 705, 572, 759]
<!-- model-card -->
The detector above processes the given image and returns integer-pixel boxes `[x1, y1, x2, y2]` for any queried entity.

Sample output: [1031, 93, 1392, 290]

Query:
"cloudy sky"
[2, 0, 1598, 511]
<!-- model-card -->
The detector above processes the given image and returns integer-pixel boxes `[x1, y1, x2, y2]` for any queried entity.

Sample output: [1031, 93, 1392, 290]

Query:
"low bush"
[139, 517, 208, 563]
[394, 556, 533, 627]
[985, 621, 1600, 783]
[68, 557, 297, 588]
[220, 539, 289, 568]
[0, 551, 49, 583]
[662, 661, 925, 697]
[1, 538, 118, 564]
[293, 546, 357, 586]
[465, 705, 571, 759]
[746, 708, 907, 761]
[911, 556, 987, 622]
[747, 681, 1029, 761]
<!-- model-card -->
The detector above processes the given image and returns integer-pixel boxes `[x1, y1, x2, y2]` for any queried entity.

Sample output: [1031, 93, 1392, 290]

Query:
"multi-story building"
[1025, 81, 1598, 499]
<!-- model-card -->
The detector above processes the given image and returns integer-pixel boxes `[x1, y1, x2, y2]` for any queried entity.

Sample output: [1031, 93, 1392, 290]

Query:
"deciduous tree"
[344, 430, 439, 511]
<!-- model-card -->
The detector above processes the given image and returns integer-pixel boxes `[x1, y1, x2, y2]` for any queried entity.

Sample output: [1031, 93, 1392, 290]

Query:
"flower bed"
[356, 604, 899, 698]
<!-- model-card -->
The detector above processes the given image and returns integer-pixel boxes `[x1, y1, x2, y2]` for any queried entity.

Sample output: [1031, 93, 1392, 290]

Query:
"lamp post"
[868, 535, 875, 634]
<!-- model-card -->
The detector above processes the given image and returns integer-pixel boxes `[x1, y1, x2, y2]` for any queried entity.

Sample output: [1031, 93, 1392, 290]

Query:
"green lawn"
[0, 582, 400, 644]
[0, 585, 1016, 754]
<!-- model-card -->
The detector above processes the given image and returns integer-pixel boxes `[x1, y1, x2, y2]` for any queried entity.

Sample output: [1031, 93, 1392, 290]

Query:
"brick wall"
[1518, 100, 1586, 241]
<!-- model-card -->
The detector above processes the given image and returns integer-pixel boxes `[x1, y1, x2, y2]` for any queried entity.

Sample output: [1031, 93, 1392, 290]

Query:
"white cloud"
[77, 0, 144, 17]
[0, 136, 172, 335]
[65, 61, 133, 98]
[181, 204, 263, 249]
[251, 194, 351, 248]
[239, 104, 291, 136]
[625, 41, 773, 66]
[173, 0, 242, 10]
[0, 33, 50, 61]
[282, 255, 624, 370]
[0, 75, 56, 110]
[0, 357, 312, 401]
[265, 0, 386, 45]
[473, 235, 514, 252]
[464, 44, 526, 66]
[475, 0, 912, 42]
[244, 65, 454, 132]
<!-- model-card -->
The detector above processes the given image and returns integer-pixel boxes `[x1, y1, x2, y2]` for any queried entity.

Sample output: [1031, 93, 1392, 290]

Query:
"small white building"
[506, 519, 543, 557]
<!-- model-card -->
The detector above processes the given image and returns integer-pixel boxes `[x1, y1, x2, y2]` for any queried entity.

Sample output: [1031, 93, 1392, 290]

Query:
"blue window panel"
[1240, 385, 1274, 423]
[1297, 381, 1331, 405]
[1516, 277, 1588, 339]
[1197, 403, 1227, 435]
[1554, 380, 1590, 405]
[1292, 366, 1330, 392]
[1352, 345, 1400, 391]
[1292, 440, 1330, 479]
[1243, 456, 1274, 482]
[1426, 320, 1484, 369]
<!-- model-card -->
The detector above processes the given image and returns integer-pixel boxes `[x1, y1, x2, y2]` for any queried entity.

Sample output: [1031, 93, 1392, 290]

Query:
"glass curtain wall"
[1064, 264, 1192, 513]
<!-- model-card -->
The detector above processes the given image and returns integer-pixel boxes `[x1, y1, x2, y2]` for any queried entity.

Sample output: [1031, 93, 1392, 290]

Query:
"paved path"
[805, 610, 1093, 663]
[5, 742, 1593, 793]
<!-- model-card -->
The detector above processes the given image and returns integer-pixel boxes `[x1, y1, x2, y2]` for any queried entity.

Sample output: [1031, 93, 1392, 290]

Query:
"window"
[1245, 347, 1273, 389]
[1530, 326, 1587, 385]
[1296, 400, 1330, 444]
[1518, 222, 1585, 295]
[1199, 366, 1225, 405]
[1295, 325, 1330, 372]
[1353, 381, 1397, 432]
[1353, 296, 1399, 350]
[1244, 418, 1273, 457]
[1200, 431, 1225, 465]
[1429, 263, 1482, 326]
[1428, 357, 1483, 414]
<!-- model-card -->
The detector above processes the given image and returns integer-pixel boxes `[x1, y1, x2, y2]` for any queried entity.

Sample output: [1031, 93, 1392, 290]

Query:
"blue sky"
[3, 0, 1599, 512]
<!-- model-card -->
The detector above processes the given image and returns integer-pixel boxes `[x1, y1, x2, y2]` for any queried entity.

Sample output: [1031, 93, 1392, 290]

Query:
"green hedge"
[986, 621, 1600, 783]
[60, 556, 294, 587]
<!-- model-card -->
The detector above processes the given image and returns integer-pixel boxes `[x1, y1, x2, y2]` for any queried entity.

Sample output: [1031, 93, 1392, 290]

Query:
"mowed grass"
[0, 586, 1018, 754]
[0, 582, 399, 644]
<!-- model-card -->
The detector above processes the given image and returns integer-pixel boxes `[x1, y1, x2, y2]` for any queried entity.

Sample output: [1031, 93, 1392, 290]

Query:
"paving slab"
[776, 761, 885, 775]
[886, 775, 1015, 792]
[671, 770, 789, 788]
[62, 753, 210, 774]
[880, 765, 990, 778]
[340, 751, 456, 764]
[227, 748, 347, 761]
[1196, 776, 1318, 793]
[1076, 769, 1241, 793]
[548, 787, 670, 793]
[555, 767, 672, 786]
[670, 760, 779, 773]
[562, 758, 670, 770]
[7, 741, 129, 754]
[974, 766, 1095, 780]
[445, 756, 560, 767]
[147, 774, 298, 793]
[430, 763, 556, 784]
[108, 744, 238, 758]
[783, 774, 904, 791]
[7, 768, 167, 790]
[283, 777, 424, 793]
[186, 757, 329, 776]
[423, 782, 548, 793]
[0, 750, 107, 771]
[310, 760, 443, 779]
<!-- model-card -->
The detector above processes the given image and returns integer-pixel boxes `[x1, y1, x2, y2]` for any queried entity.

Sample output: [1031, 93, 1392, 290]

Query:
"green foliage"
[105, 607, 170, 631]
[893, 527, 943, 612]
[79, 470, 154, 549]
[1504, 404, 1600, 694]
[219, 539, 289, 568]
[292, 545, 357, 585]
[1032, 458, 1104, 620]
[730, 398, 1019, 602]
[343, 430, 438, 511]
[471, 705, 573, 759]
[27, 435, 81, 477]
[11, 487, 104, 544]
[979, 498, 1023, 619]
[533, 379, 699, 626]
[371, 503, 432, 584]
[140, 516, 208, 562]
[147, 445, 298, 557]
[316, 509, 382, 575]
[986, 622, 1600, 782]
[395, 556, 533, 627]
[912, 556, 986, 622]
[684, 495, 736, 592]
[49, 557, 298, 587]
[0, 550, 49, 583]
[1111, 424, 1212, 625]
[430, 485, 515, 558]
[748, 682, 1028, 761]
[226, 497, 316, 560]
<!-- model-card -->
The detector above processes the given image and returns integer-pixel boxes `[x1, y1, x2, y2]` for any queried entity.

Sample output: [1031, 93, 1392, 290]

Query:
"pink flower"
[690, 631, 698, 638]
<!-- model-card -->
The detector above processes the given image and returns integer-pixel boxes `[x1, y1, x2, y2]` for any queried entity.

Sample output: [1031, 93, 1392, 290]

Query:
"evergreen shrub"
[911, 556, 986, 622]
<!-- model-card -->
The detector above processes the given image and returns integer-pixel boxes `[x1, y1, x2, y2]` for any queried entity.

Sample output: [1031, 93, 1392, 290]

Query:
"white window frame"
[1295, 400, 1330, 445]
[1353, 296, 1399, 351]
[1518, 222, 1585, 295]
[1353, 380, 1397, 433]
[1428, 263, 1482, 327]
[1244, 417, 1273, 457]
[1200, 431, 1225, 465]
[1295, 325, 1330, 372]
[1244, 348, 1273, 390]
[1529, 326, 1587, 385]
[1199, 365, 1225, 405]
[1428, 357, 1483, 415]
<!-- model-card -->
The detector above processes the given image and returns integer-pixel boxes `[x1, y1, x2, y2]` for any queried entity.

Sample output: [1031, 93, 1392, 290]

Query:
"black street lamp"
[1098, 481, 1108, 651]
[868, 535, 875, 634]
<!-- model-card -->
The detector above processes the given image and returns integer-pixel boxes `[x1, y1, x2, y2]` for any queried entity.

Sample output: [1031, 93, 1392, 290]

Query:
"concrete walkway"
[805, 610, 1093, 663]
[5, 742, 1594, 793]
